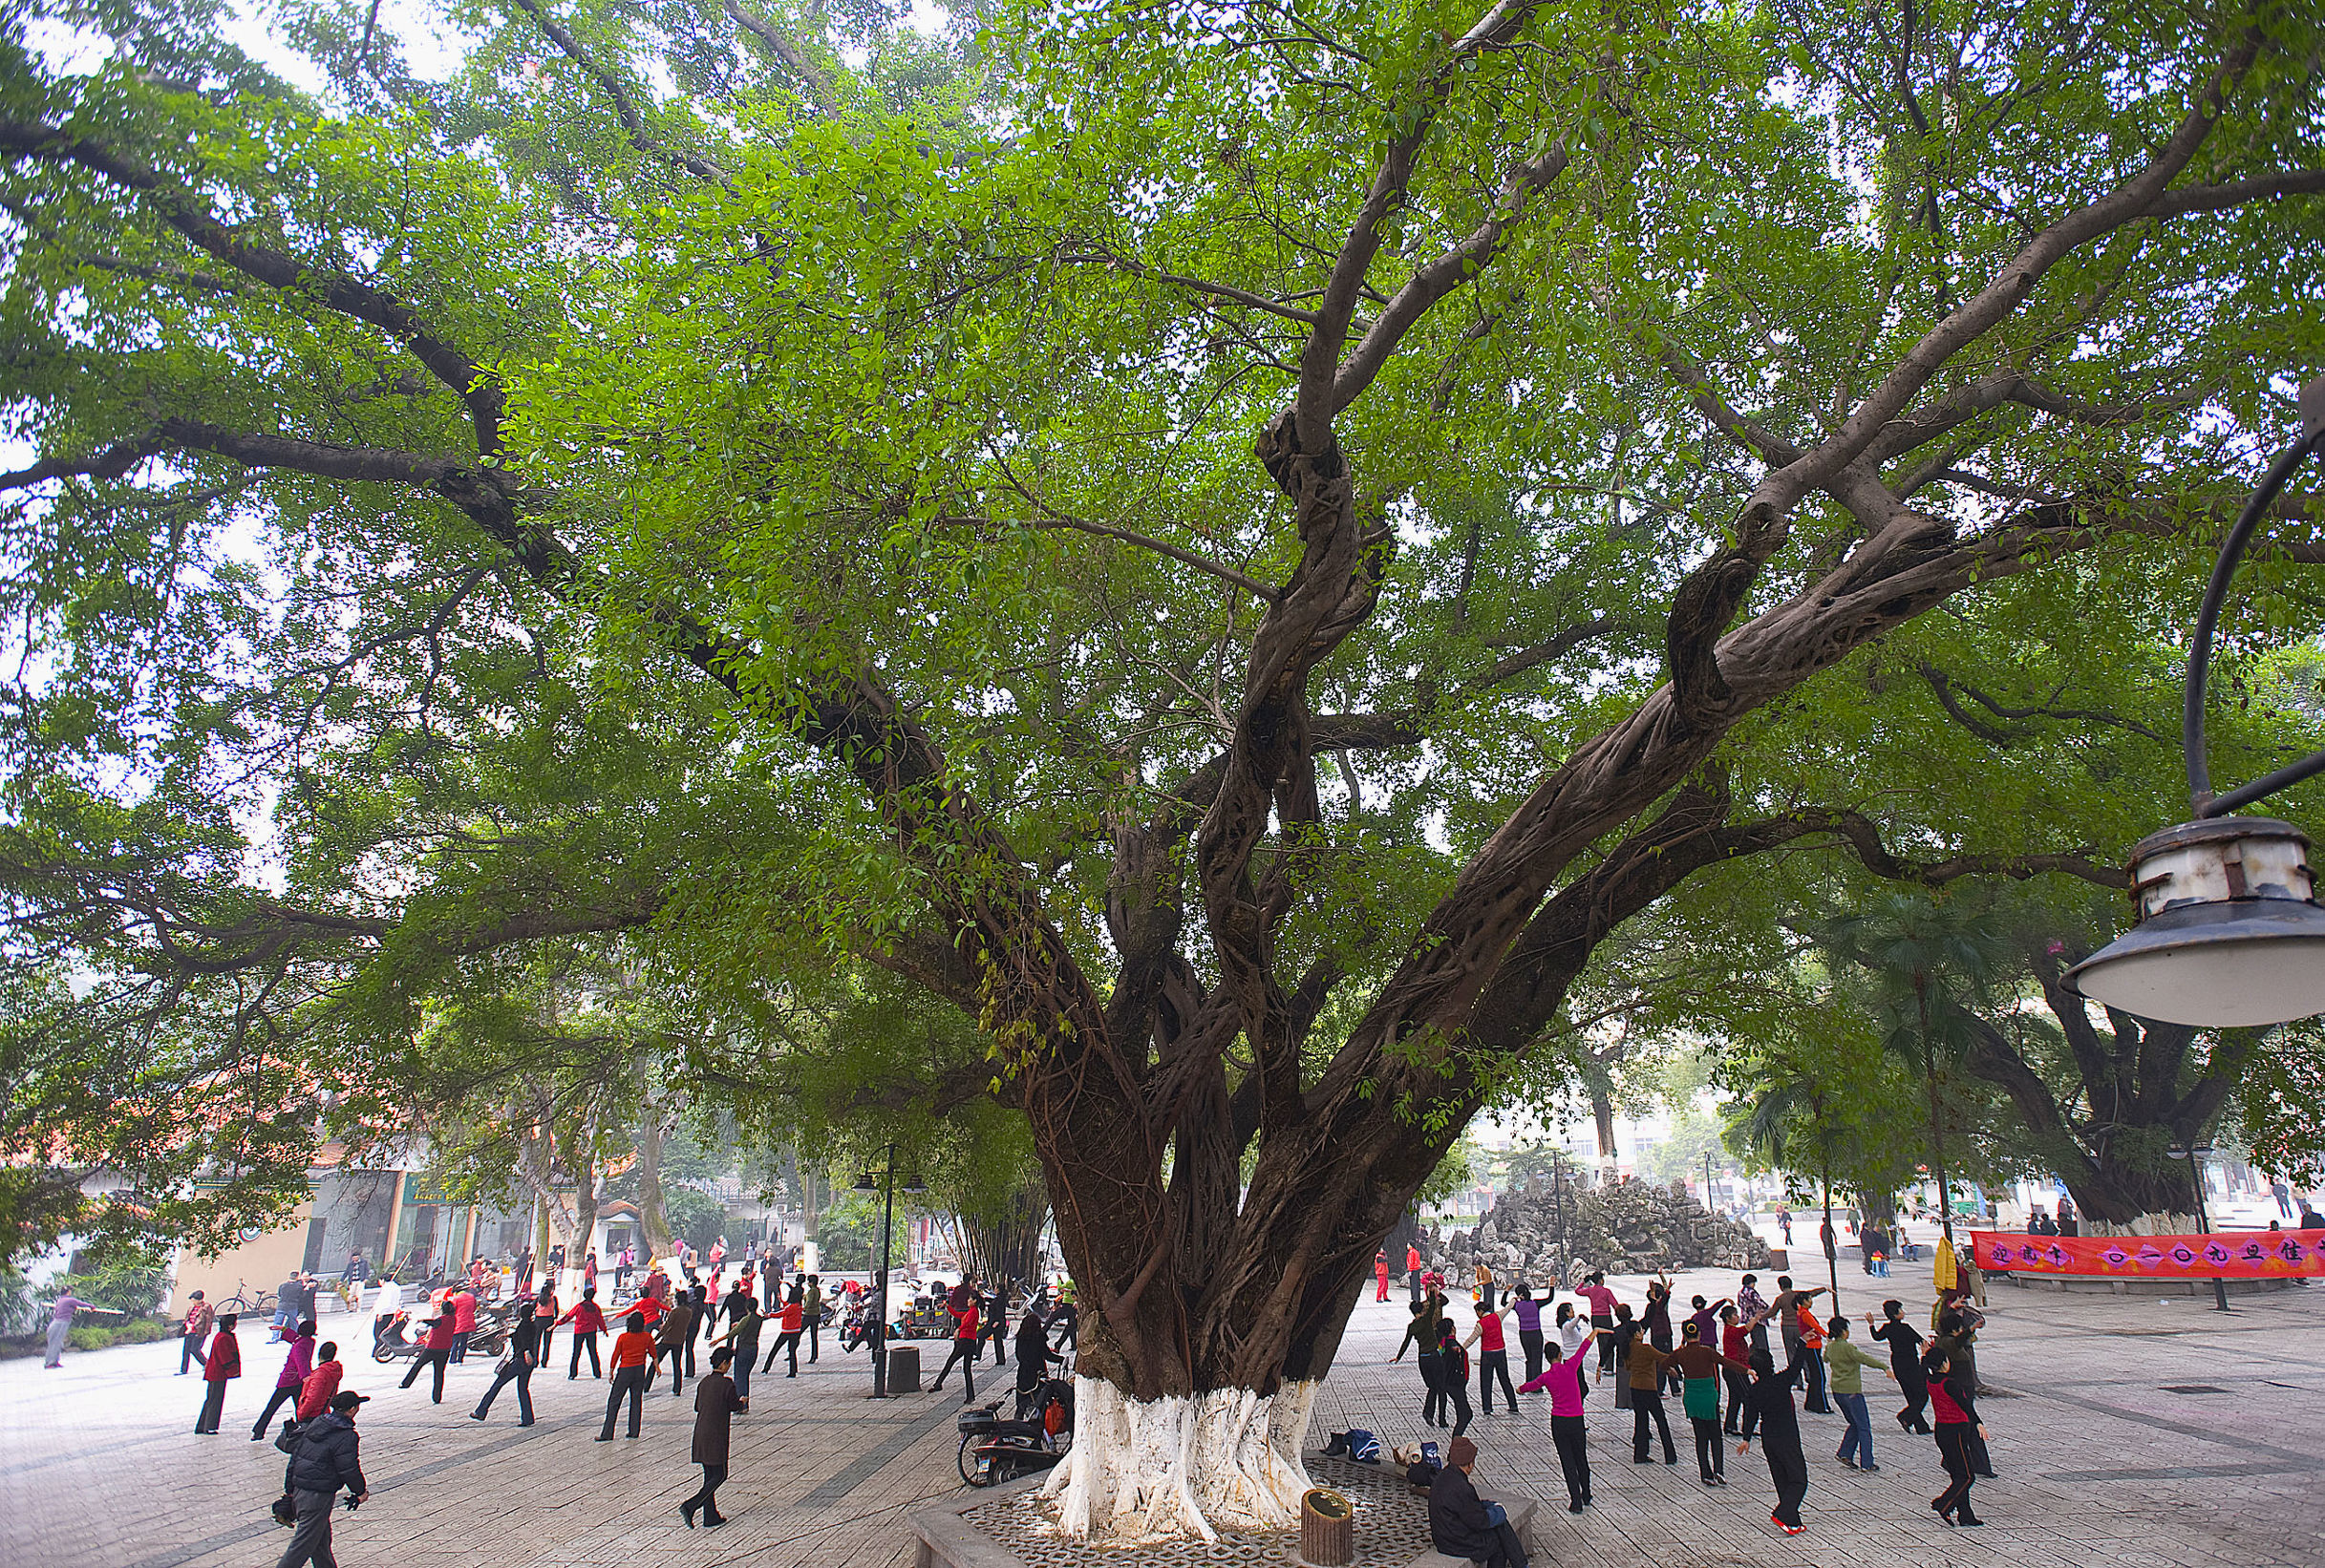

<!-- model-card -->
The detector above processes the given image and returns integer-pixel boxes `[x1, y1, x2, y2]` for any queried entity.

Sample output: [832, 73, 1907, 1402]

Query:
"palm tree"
[1820, 893, 2011, 1246]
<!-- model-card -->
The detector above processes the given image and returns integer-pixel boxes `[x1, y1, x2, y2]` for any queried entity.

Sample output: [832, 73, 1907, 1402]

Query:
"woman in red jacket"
[561, 1287, 608, 1379]
[397, 1305, 457, 1403]
[928, 1293, 980, 1402]
[195, 1313, 240, 1433]
[598, 1312, 656, 1440]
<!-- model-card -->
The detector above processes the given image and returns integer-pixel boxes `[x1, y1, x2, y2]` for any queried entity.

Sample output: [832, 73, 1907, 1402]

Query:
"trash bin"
[887, 1344, 921, 1393]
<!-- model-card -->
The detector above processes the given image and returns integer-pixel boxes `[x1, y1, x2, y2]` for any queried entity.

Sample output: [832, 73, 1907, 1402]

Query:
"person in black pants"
[1718, 1305, 1752, 1436]
[682, 1347, 746, 1528]
[1925, 1346, 1986, 1526]
[928, 1293, 981, 1402]
[598, 1313, 652, 1440]
[398, 1309, 456, 1404]
[471, 1301, 542, 1426]
[1738, 1346, 1811, 1535]
[1467, 1303, 1517, 1414]
[655, 1295, 693, 1397]
[1626, 1335, 1678, 1465]
[1434, 1319, 1474, 1437]
[979, 1280, 1009, 1366]
[1869, 1301, 1930, 1432]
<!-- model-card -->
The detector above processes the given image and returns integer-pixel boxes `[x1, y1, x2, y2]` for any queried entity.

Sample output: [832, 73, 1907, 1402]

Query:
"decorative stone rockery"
[1438, 1176, 1771, 1285]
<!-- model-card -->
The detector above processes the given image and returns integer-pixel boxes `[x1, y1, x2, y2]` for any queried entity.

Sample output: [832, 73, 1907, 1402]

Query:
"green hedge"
[67, 1318, 173, 1350]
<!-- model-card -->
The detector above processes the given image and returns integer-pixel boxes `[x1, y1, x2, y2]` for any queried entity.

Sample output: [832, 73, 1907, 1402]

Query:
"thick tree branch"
[0, 120, 506, 453]
[511, 0, 734, 184]
[722, 0, 840, 116]
[2144, 168, 2325, 218]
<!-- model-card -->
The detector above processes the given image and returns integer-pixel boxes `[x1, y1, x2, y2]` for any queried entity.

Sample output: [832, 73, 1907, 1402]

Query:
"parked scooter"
[957, 1379, 1074, 1487]
[371, 1310, 425, 1365]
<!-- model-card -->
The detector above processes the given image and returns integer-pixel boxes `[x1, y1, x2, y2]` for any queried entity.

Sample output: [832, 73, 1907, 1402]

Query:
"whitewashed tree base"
[1038, 1378, 1319, 1542]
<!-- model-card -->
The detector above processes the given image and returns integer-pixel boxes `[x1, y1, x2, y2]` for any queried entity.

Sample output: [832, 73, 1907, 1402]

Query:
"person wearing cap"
[178, 1290, 215, 1375]
[1426, 1435, 1529, 1568]
[275, 1389, 369, 1568]
[682, 1346, 748, 1527]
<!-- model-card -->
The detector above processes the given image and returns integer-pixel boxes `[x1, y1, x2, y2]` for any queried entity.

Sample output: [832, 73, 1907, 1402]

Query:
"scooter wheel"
[958, 1433, 994, 1488]
[373, 1346, 396, 1364]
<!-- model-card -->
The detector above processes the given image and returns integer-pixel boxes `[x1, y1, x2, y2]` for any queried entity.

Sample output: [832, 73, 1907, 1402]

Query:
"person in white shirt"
[372, 1276, 404, 1348]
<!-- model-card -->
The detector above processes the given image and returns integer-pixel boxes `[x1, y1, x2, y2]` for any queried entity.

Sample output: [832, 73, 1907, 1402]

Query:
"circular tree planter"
[1297, 1486, 1353, 1566]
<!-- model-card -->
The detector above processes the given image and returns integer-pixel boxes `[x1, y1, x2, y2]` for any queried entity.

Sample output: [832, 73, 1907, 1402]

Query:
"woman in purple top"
[1511, 1286, 1546, 1384]
[1519, 1344, 1594, 1511]
[43, 1291, 123, 1367]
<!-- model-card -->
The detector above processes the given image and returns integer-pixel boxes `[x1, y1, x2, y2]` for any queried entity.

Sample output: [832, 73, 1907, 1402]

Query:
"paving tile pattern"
[5, 1256, 2322, 1567]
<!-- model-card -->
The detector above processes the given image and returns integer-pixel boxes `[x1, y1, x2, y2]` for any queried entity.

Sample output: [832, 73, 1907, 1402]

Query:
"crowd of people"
[1398, 1250, 1998, 1559]
[153, 1241, 1078, 1568]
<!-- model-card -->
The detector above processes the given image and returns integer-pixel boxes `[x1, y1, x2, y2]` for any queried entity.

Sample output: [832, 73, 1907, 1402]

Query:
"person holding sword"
[43, 1287, 123, 1367]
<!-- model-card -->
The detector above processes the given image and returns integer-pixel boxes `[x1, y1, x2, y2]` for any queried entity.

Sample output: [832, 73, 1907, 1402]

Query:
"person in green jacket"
[1822, 1315, 1894, 1471]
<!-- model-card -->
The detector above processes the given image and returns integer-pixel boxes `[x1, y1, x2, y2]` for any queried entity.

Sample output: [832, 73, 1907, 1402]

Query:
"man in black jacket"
[276, 1391, 369, 1568]
[1427, 1436, 1529, 1568]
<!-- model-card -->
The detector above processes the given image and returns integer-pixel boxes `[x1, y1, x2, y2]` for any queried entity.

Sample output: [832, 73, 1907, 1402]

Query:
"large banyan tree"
[4, 0, 2322, 1537]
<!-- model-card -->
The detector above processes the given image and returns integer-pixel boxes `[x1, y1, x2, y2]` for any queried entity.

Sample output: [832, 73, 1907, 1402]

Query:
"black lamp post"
[2166, 1143, 2231, 1314]
[2066, 377, 2325, 1025]
[854, 1145, 923, 1399]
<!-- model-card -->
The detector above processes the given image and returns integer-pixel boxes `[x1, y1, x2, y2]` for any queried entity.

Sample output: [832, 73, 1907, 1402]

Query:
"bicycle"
[220, 1280, 277, 1319]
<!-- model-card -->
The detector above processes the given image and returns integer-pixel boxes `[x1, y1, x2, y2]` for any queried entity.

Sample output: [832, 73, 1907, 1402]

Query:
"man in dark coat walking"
[682, 1347, 748, 1528]
[275, 1390, 370, 1568]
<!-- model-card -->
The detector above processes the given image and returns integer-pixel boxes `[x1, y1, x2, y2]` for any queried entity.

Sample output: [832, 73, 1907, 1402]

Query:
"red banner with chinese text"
[1971, 1229, 2325, 1278]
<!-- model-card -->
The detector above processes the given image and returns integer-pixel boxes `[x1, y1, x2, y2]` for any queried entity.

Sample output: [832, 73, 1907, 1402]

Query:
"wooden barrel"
[1299, 1487, 1354, 1566]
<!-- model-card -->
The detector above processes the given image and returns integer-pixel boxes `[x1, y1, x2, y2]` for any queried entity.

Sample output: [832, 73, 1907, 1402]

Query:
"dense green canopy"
[1, 0, 2320, 1409]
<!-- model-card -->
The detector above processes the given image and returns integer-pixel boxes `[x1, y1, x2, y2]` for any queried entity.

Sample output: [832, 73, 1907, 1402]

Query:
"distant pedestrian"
[470, 1301, 542, 1426]
[270, 1273, 302, 1342]
[681, 1346, 747, 1528]
[928, 1288, 981, 1402]
[2056, 1197, 2079, 1237]
[1738, 1346, 1811, 1535]
[195, 1313, 241, 1432]
[1473, 1259, 1496, 1310]
[273, 1390, 368, 1568]
[397, 1303, 455, 1403]
[1407, 1241, 1423, 1303]
[1516, 1343, 1592, 1512]
[761, 1289, 805, 1378]
[1778, 1206, 1794, 1246]
[178, 1290, 215, 1375]
[2274, 1178, 2294, 1219]
[1822, 1315, 1891, 1471]
[1868, 1302, 1929, 1432]
[561, 1287, 607, 1378]
[1376, 1250, 1391, 1303]
[43, 1287, 122, 1367]
[806, 1274, 832, 1363]
[596, 1312, 655, 1440]
[250, 1319, 317, 1440]
[583, 1248, 599, 1294]
[295, 1342, 344, 1421]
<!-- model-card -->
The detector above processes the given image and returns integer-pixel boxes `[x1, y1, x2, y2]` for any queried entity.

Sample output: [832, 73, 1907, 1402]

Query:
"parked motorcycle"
[957, 1379, 1074, 1487]
[371, 1310, 424, 1364]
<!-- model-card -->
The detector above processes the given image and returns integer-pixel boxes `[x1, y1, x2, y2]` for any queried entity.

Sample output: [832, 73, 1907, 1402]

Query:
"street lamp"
[854, 1145, 924, 1398]
[2066, 377, 2325, 1027]
[2166, 1143, 2231, 1314]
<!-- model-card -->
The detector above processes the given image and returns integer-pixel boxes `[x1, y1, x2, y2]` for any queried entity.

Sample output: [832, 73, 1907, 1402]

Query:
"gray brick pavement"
[5, 1254, 2319, 1566]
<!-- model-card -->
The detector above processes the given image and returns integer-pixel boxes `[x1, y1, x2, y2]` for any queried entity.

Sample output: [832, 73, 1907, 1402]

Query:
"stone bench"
[1404, 1491, 1540, 1568]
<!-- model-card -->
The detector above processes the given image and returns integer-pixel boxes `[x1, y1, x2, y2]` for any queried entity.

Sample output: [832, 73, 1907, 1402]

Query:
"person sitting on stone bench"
[1427, 1436, 1529, 1568]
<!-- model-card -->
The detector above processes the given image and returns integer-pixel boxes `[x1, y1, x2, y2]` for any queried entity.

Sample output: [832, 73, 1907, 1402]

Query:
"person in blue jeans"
[1820, 1315, 1893, 1471]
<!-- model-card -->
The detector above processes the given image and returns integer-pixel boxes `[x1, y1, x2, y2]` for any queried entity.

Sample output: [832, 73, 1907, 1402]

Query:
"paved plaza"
[6, 1254, 2321, 1568]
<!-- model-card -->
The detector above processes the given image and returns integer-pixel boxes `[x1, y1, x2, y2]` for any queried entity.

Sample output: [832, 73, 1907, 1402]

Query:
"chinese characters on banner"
[1970, 1229, 2325, 1279]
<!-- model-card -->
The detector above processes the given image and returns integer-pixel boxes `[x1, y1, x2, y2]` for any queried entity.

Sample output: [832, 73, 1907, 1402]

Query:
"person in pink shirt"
[249, 1319, 316, 1439]
[1518, 1344, 1593, 1511]
[1579, 1274, 1620, 1377]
